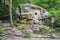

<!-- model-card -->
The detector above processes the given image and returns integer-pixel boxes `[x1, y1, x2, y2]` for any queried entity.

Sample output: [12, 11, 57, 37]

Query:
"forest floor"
[0, 23, 60, 40]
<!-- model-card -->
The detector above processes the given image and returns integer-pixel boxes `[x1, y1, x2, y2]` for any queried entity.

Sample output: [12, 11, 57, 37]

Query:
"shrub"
[14, 21, 19, 27]
[33, 25, 51, 34]
[33, 30, 40, 34]
[55, 27, 60, 32]
[49, 9, 60, 27]
[43, 19, 52, 27]
[17, 24, 27, 30]
[48, 33, 55, 39]
[39, 26, 51, 34]
[20, 19, 27, 24]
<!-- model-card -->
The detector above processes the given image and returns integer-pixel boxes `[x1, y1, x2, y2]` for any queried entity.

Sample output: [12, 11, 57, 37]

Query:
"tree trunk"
[10, 0, 13, 26]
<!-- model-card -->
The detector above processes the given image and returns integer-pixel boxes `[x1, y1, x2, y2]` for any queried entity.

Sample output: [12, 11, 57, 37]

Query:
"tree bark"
[10, 0, 13, 26]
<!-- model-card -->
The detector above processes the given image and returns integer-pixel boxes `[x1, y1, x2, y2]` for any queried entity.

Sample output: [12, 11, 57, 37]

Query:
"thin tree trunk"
[10, 0, 13, 26]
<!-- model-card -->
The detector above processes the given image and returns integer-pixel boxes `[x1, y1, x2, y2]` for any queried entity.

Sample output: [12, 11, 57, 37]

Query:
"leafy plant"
[33, 25, 51, 34]
[33, 30, 40, 34]
[20, 19, 27, 24]
[17, 24, 27, 30]
[0, 27, 4, 35]
[14, 21, 19, 27]
[23, 31, 31, 38]
[43, 19, 51, 27]
[55, 27, 60, 33]
[48, 33, 55, 39]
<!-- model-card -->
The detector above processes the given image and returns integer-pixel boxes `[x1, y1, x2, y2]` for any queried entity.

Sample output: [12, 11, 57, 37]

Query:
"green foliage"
[17, 24, 27, 30]
[43, 19, 51, 27]
[55, 28, 60, 32]
[14, 21, 19, 27]
[12, 0, 60, 27]
[48, 33, 55, 39]
[0, 21, 2, 26]
[0, 27, 4, 35]
[56, 0, 60, 4]
[33, 26, 51, 34]
[20, 19, 27, 24]
[0, 21, 3, 35]
[0, 0, 60, 27]
[33, 30, 40, 34]
[49, 9, 60, 27]
[23, 31, 31, 38]
[0, 0, 9, 17]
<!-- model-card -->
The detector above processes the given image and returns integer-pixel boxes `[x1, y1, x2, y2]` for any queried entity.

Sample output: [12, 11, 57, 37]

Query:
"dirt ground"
[0, 23, 60, 40]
